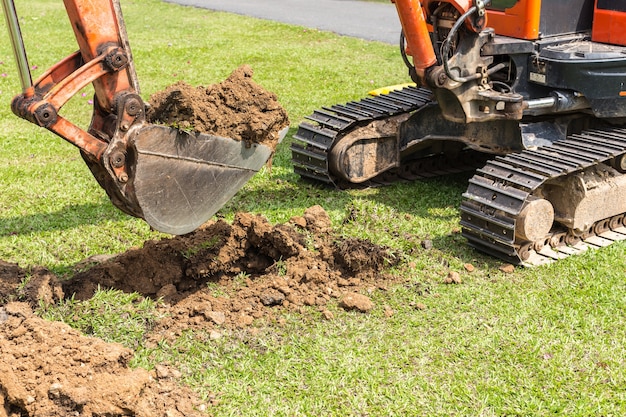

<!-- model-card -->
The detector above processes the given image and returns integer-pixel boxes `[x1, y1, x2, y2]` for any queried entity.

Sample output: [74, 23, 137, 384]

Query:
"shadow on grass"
[220, 161, 504, 265]
[0, 202, 125, 236]
[227, 166, 474, 221]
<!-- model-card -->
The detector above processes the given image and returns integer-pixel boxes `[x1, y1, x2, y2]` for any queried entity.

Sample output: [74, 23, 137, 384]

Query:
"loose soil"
[0, 302, 203, 417]
[0, 66, 397, 416]
[147, 65, 289, 149]
[0, 206, 400, 417]
[67, 206, 400, 338]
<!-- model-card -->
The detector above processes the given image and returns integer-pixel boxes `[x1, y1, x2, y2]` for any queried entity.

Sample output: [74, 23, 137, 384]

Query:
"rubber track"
[292, 90, 626, 265]
[460, 127, 626, 265]
[290, 86, 433, 186]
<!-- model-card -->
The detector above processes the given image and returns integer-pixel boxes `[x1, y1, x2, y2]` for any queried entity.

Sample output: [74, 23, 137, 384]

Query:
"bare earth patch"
[0, 302, 203, 417]
[0, 206, 399, 416]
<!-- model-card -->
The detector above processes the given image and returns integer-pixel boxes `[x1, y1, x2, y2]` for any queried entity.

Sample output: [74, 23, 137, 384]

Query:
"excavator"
[1, 0, 277, 235]
[292, 0, 626, 265]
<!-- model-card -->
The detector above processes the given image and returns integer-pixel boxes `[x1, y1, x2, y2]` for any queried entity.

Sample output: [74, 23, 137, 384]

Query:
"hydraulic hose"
[441, 5, 481, 83]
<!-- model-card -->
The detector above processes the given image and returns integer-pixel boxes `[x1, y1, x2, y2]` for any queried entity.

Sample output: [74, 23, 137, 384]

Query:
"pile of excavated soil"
[147, 65, 289, 149]
[0, 302, 205, 417]
[0, 206, 400, 416]
[65, 206, 399, 340]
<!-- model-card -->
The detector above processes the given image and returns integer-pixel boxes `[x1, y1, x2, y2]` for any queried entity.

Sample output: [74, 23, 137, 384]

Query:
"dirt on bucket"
[0, 64, 395, 417]
[146, 65, 289, 150]
[0, 206, 401, 416]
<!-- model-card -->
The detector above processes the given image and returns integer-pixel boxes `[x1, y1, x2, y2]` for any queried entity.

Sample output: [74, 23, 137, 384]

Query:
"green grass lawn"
[2, 1, 626, 415]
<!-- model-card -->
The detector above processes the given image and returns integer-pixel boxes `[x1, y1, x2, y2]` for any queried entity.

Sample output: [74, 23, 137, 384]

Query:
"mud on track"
[0, 206, 400, 416]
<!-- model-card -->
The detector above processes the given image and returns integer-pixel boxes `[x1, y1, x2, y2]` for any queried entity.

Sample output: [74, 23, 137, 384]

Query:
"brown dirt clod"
[339, 292, 375, 313]
[146, 64, 289, 150]
[444, 271, 462, 284]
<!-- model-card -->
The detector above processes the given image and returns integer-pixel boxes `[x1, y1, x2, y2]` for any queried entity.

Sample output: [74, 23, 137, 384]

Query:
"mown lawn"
[1, 1, 625, 415]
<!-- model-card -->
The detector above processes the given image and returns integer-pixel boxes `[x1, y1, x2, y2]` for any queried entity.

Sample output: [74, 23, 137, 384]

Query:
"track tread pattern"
[461, 128, 626, 265]
[292, 90, 626, 265]
[291, 86, 432, 186]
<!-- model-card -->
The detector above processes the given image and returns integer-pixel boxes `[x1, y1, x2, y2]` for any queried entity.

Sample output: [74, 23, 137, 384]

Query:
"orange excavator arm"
[1, 0, 278, 235]
[391, 0, 488, 83]
[391, 0, 437, 73]
[390, 0, 524, 123]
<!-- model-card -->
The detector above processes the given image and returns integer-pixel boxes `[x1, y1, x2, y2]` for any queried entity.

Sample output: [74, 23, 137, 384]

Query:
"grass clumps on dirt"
[40, 289, 161, 349]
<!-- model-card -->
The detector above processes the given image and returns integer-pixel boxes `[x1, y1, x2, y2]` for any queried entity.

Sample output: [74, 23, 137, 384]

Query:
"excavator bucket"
[131, 125, 274, 235]
[2, 0, 287, 235]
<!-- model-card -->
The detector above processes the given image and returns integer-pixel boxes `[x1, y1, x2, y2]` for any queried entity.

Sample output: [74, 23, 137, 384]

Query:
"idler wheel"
[515, 198, 554, 242]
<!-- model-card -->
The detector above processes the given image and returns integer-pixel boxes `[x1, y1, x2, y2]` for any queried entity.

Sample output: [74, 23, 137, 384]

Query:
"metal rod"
[525, 97, 556, 110]
[112, 0, 140, 93]
[1, 0, 33, 92]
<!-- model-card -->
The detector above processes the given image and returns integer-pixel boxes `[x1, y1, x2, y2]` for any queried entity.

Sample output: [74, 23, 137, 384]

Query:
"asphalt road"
[164, 0, 402, 45]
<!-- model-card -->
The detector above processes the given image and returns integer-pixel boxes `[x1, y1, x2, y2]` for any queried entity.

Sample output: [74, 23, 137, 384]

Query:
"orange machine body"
[485, 0, 596, 41]
[592, 0, 626, 46]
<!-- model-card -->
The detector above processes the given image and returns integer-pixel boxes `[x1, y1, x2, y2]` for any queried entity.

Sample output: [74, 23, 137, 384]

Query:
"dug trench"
[0, 67, 405, 417]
